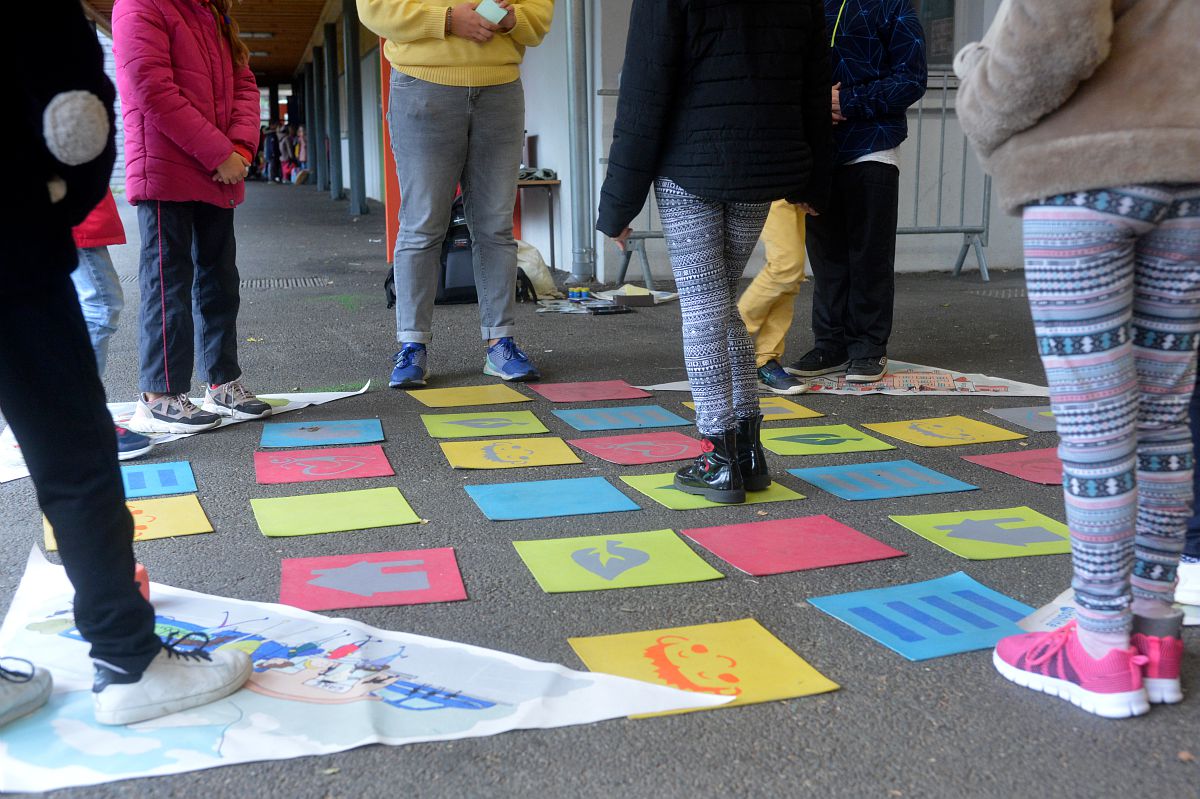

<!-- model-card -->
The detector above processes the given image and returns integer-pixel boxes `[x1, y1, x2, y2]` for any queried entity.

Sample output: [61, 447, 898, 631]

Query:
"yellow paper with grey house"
[439, 436, 583, 469]
[43, 494, 213, 551]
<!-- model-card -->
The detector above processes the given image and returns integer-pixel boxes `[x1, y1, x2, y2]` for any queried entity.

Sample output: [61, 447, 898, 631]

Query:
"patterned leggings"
[655, 178, 771, 435]
[1024, 184, 1200, 634]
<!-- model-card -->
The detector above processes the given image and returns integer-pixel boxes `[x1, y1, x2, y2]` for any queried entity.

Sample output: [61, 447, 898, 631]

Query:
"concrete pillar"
[268, 83, 280, 124]
[343, 0, 368, 215]
[312, 46, 328, 192]
[303, 62, 315, 132]
[324, 23, 345, 200]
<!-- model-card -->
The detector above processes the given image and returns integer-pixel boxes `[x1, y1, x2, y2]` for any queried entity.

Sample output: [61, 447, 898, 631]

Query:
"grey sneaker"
[126, 393, 222, 434]
[1, 658, 52, 728]
[202, 379, 273, 420]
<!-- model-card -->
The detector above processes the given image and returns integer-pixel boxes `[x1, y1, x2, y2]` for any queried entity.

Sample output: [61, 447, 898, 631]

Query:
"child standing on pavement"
[113, 0, 272, 435]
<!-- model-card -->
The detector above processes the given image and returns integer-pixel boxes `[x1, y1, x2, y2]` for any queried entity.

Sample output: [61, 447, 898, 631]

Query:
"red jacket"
[72, 190, 126, 249]
[112, 0, 260, 209]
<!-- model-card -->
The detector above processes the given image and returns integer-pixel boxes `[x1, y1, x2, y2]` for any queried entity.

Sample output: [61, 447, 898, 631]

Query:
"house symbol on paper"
[937, 517, 1062, 546]
[307, 560, 430, 596]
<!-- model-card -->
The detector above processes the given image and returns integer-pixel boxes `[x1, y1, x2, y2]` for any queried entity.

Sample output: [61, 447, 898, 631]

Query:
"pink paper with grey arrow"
[280, 548, 467, 610]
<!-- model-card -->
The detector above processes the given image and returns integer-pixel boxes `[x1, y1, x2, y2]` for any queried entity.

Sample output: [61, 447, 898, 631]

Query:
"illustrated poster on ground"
[0, 550, 725, 793]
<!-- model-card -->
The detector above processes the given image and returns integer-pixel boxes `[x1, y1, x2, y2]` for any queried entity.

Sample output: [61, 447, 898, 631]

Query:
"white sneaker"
[1176, 560, 1200, 606]
[93, 640, 251, 726]
[125, 393, 222, 435]
[1, 658, 52, 728]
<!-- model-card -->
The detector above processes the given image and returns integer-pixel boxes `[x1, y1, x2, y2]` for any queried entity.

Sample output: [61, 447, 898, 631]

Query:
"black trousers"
[0, 274, 161, 674]
[806, 160, 900, 360]
[137, 200, 242, 394]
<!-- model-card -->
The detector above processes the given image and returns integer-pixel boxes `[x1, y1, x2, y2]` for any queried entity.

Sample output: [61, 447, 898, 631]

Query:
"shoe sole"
[757, 381, 808, 395]
[1145, 676, 1184, 704]
[0, 678, 51, 727]
[673, 475, 745, 504]
[125, 416, 222, 435]
[992, 650, 1150, 719]
[389, 378, 426, 389]
[784, 362, 849, 378]
[483, 363, 540, 383]
[117, 442, 155, 461]
[200, 401, 272, 421]
[93, 657, 253, 726]
[845, 372, 886, 384]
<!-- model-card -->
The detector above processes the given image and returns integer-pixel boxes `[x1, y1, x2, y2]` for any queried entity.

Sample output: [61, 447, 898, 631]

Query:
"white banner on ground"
[0, 382, 372, 484]
[0, 549, 724, 793]
[640, 361, 1049, 398]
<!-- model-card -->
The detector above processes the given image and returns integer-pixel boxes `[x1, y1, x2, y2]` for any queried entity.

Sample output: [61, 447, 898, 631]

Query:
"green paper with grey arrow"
[889, 506, 1070, 560]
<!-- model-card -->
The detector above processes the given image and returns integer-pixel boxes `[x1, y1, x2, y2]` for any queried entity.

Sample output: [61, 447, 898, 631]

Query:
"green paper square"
[620, 473, 804, 510]
[889, 506, 1070, 560]
[421, 410, 549, 439]
[513, 529, 723, 593]
[759, 424, 895, 456]
[250, 487, 421, 537]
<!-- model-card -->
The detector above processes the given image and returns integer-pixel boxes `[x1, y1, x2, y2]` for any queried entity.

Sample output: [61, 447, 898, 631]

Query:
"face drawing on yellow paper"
[643, 635, 742, 696]
[480, 442, 536, 465]
[908, 421, 974, 441]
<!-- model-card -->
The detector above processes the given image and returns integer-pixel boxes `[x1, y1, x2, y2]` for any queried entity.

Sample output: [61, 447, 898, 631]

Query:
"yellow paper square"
[406, 384, 532, 408]
[569, 618, 838, 717]
[439, 437, 583, 469]
[863, 415, 1026, 447]
[43, 494, 213, 551]
[685, 397, 822, 421]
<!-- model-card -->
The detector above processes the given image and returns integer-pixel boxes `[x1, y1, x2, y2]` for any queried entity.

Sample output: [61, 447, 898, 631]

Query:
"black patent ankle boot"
[736, 414, 771, 491]
[674, 429, 745, 504]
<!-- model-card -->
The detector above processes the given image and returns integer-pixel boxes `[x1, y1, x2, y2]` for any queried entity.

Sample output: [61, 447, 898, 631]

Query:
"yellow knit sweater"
[357, 0, 554, 87]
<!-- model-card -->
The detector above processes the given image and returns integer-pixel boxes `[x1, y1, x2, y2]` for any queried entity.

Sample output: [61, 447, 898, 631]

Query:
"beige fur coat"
[954, 0, 1200, 214]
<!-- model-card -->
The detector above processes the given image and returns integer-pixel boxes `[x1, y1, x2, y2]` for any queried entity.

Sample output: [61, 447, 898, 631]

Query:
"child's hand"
[450, 2, 498, 42]
[496, 0, 517, 31]
[213, 152, 249, 185]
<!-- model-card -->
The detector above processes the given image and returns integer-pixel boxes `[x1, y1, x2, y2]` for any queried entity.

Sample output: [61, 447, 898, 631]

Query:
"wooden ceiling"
[84, 0, 334, 84]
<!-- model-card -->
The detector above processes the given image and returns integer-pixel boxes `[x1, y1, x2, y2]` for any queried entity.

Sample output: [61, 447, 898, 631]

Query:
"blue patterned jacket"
[826, 0, 927, 164]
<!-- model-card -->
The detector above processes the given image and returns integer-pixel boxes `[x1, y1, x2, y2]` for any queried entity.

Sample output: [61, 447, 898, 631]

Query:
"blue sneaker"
[484, 337, 540, 382]
[115, 426, 154, 461]
[757, 360, 808, 395]
[389, 343, 428, 388]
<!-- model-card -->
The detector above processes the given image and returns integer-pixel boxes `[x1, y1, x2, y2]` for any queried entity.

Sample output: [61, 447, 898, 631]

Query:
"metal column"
[311, 46, 328, 192]
[564, 0, 594, 282]
[323, 23, 345, 201]
[342, 0, 368, 215]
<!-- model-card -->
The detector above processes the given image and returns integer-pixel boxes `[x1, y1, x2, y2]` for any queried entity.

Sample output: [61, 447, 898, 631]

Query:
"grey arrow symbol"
[307, 560, 430, 596]
[936, 517, 1063, 546]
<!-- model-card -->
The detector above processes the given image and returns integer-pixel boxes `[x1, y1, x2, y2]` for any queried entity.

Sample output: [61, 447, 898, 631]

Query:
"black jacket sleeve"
[788, 0, 834, 211]
[595, 0, 684, 238]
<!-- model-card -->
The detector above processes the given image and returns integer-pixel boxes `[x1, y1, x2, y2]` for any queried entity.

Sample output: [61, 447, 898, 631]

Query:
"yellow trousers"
[738, 200, 807, 367]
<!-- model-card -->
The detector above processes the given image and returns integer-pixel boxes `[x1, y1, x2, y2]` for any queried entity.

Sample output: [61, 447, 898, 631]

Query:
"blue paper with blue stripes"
[121, 461, 197, 499]
[808, 572, 1034, 661]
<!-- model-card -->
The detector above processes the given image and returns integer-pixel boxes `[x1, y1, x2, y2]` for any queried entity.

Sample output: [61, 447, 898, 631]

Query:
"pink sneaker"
[1132, 632, 1184, 704]
[992, 622, 1150, 719]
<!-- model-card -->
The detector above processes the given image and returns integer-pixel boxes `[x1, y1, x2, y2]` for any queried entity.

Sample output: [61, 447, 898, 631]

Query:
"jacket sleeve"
[955, 0, 1112, 156]
[839, 0, 927, 121]
[596, 0, 683, 238]
[789, 0, 834, 211]
[229, 62, 262, 157]
[509, 1, 554, 47]
[113, 2, 236, 171]
[357, 0, 446, 43]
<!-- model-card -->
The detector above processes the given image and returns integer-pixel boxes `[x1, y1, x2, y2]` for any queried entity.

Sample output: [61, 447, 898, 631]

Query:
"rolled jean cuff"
[482, 325, 515, 341]
[397, 331, 433, 345]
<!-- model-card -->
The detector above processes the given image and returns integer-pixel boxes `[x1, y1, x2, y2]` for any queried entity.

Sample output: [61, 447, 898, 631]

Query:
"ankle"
[1075, 625, 1130, 659]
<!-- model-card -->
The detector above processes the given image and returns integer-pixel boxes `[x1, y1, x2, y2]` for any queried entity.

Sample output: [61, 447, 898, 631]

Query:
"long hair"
[205, 0, 250, 67]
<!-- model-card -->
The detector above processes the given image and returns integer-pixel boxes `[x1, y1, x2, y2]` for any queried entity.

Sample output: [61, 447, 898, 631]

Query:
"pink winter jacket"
[112, 0, 260, 209]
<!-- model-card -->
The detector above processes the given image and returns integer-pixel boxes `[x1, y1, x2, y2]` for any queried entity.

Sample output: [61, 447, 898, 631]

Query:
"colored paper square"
[528, 380, 653, 402]
[787, 459, 977, 500]
[962, 447, 1062, 485]
[985, 406, 1057, 432]
[121, 461, 197, 498]
[685, 397, 823, 421]
[567, 431, 704, 465]
[758, 424, 895, 456]
[464, 476, 641, 520]
[809, 572, 1035, 661]
[421, 410, 548, 439]
[621, 473, 804, 510]
[553, 405, 691, 432]
[253, 445, 394, 485]
[569, 619, 838, 717]
[513, 529, 723, 593]
[259, 419, 384, 448]
[863, 415, 1026, 448]
[474, 0, 507, 24]
[43, 494, 213, 551]
[406, 384, 532, 408]
[682, 515, 905, 576]
[250, 487, 421, 537]
[279, 548, 466, 611]
[440, 437, 582, 469]
[889, 506, 1070, 560]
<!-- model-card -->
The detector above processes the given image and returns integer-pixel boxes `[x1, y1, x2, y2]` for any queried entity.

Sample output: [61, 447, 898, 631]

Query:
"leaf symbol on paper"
[571, 540, 650, 580]
[447, 418, 528, 429]
[774, 433, 861, 446]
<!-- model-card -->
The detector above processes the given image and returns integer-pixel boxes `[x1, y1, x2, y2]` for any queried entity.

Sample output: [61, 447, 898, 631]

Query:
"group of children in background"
[255, 122, 309, 185]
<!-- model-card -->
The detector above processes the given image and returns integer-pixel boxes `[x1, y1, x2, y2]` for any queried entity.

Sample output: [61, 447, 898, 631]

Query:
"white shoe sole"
[992, 650, 1149, 719]
[200, 401, 272, 421]
[94, 657, 252, 726]
[125, 415, 222, 435]
[117, 441, 155, 461]
[483, 363, 539, 382]
[784, 362, 848, 378]
[758, 381, 808, 396]
[1145, 676, 1183, 704]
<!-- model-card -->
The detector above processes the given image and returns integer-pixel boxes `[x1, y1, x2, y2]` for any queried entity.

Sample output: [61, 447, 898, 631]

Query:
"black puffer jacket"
[597, 0, 832, 237]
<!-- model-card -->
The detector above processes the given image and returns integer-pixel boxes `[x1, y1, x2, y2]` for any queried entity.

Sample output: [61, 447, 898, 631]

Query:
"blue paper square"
[787, 459, 977, 501]
[464, 476, 641, 520]
[121, 461, 197, 499]
[552, 405, 690, 432]
[260, 419, 384, 448]
[809, 572, 1034, 661]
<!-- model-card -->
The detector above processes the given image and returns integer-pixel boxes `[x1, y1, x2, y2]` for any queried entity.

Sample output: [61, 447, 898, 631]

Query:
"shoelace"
[494, 338, 527, 362]
[0, 657, 35, 683]
[1025, 622, 1077, 668]
[219, 379, 256, 403]
[162, 632, 215, 663]
[394, 346, 422, 369]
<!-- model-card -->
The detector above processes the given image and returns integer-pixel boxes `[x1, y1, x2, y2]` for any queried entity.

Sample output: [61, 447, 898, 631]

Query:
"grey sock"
[1131, 612, 1184, 639]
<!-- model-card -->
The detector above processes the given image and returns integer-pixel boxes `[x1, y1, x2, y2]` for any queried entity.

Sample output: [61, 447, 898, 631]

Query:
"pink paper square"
[682, 516, 906, 576]
[962, 447, 1062, 485]
[527, 380, 653, 402]
[280, 548, 467, 611]
[254, 445, 394, 485]
[568, 431, 704, 465]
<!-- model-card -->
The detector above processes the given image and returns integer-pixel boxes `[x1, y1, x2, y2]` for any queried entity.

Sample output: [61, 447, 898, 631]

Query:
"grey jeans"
[387, 72, 524, 343]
